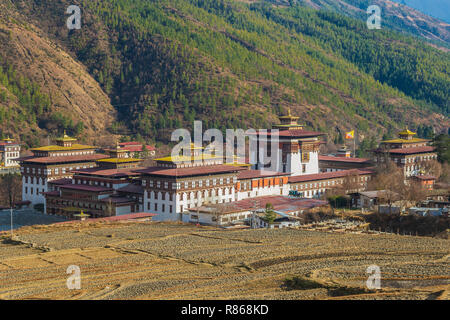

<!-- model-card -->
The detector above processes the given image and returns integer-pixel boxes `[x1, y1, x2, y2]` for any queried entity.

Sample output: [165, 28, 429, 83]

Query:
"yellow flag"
[345, 130, 354, 139]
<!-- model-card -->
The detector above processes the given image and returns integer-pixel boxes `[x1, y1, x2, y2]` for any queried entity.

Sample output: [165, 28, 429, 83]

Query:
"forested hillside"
[1, 0, 449, 147]
[288, 0, 450, 46]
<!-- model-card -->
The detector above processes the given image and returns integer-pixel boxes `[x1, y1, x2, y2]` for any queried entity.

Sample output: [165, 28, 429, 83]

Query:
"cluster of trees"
[0, 58, 51, 137]
[0, 56, 85, 146]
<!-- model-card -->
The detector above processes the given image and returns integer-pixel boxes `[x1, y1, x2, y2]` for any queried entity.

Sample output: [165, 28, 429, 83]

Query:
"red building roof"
[118, 142, 155, 152]
[288, 168, 374, 183]
[72, 167, 144, 178]
[48, 178, 73, 185]
[136, 165, 247, 178]
[249, 129, 324, 138]
[18, 154, 108, 164]
[117, 184, 145, 194]
[190, 195, 328, 214]
[386, 146, 436, 155]
[238, 169, 289, 180]
[319, 155, 371, 163]
[59, 184, 113, 192]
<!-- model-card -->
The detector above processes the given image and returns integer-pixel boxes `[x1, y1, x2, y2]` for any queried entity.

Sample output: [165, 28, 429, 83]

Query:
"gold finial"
[288, 108, 291, 116]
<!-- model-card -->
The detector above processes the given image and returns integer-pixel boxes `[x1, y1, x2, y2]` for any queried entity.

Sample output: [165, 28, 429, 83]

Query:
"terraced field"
[0, 221, 448, 300]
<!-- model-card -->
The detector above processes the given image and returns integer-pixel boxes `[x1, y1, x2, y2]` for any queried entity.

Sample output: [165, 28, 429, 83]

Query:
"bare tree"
[404, 180, 428, 207]
[105, 198, 114, 217]
[418, 159, 442, 179]
[369, 160, 405, 214]
[0, 173, 21, 208]
[0, 173, 22, 238]
[342, 171, 361, 194]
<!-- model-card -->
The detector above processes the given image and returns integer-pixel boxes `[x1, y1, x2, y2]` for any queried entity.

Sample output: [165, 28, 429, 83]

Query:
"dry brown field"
[0, 221, 448, 300]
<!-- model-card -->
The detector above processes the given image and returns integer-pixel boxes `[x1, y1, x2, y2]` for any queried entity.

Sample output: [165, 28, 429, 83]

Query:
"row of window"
[48, 151, 94, 157]
[23, 164, 94, 175]
[143, 177, 235, 189]
[25, 187, 44, 196]
[291, 176, 370, 191]
[4, 152, 19, 158]
[48, 199, 107, 210]
[147, 202, 173, 213]
[146, 188, 234, 201]
[74, 179, 114, 188]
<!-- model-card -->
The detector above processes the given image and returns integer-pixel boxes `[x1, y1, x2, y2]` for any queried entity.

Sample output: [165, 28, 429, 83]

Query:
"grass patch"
[327, 286, 374, 297]
[283, 275, 376, 297]
[283, 276, 325, 291]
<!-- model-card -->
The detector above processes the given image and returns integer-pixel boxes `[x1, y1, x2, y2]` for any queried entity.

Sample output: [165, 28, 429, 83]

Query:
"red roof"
[288, 168, 374, 183]
[0, 142, 19, 146]
[249, 129, 324, 138]
[48, 178, 73, 185]
[117, 184, 145, 194]
[42, 191, 60, 196]
[119, 142, 155, 152]
[18, 154, 108, 164]
[72, 167, 144, 178]
[136, 165, 247, 177]
[386, 146, 436, 155]
[238, 169, 289, 180]
[319, 155, 371, 163]
[59, 184, 113, 192]
[190, 195, 328, 214]
[119, 142, 142, 146]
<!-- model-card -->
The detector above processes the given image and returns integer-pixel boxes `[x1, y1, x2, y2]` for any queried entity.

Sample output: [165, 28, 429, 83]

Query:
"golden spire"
[288, 108, 291, 117]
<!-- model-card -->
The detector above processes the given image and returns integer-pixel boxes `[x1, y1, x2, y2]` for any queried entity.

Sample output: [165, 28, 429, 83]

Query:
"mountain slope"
[279, 0, 450, 47]
[0, 1, 117, 146]
[1, 0, 449, 147]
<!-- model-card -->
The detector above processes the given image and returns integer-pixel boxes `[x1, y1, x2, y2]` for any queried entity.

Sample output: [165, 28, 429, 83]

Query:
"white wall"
[22, 176, 48, 205]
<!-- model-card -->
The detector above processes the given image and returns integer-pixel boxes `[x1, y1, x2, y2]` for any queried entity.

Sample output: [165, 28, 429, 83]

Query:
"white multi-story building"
[0, 137, 21, 167]
[251, 109, 324, 177]
[19, 132, 106, 205]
